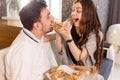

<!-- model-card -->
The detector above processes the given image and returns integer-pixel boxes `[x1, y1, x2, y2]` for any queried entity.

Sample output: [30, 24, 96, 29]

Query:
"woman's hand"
[54, 21, 72, 41]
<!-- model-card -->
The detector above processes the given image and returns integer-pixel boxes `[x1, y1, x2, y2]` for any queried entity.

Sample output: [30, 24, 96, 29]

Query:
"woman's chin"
[74, 23, 79, 27]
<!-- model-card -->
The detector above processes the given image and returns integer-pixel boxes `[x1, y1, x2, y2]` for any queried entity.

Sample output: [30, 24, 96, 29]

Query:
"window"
[4, 0, 62, 22]
[46, 0, 62, 22]
[19, 0, 29, 10]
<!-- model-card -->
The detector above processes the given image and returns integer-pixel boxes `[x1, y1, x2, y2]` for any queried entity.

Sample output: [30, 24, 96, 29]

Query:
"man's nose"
[50, 15, 54, 21]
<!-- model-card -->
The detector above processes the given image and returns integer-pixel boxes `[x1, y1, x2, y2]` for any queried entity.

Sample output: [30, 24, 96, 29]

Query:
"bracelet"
[66, 39, 73, 43]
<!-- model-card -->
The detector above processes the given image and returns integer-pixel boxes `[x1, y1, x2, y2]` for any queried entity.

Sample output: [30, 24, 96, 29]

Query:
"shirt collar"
[23, 28, 44, 43]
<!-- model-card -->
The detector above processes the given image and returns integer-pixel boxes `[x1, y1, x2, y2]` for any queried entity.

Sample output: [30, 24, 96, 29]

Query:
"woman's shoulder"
[89, 30, 104, 40]
[98, 30, 104, 40]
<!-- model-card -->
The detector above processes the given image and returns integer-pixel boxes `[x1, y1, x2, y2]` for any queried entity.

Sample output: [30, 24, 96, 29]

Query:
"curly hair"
[74, 0, 104, 70]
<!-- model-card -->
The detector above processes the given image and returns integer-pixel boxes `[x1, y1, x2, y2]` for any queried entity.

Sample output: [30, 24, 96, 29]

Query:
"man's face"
[40, 7, 54, 33]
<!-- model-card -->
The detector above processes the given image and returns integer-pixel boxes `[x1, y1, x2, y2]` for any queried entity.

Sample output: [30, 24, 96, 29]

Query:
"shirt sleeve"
[5, 45, 33, 80]
[81, 33, 97, 64]
[81, 31, 103, 64]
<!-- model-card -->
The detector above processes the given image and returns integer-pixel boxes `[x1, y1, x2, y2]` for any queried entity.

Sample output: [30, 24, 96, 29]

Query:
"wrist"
[66, 39, 73, 43]
[65, 35, 72, 40]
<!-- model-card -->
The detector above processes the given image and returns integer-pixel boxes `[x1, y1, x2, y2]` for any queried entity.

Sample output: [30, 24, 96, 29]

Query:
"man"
[5, 0, 57, 80]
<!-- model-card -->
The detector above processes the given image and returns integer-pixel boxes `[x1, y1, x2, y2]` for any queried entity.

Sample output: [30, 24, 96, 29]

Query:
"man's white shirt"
[5, 28, 57, 80]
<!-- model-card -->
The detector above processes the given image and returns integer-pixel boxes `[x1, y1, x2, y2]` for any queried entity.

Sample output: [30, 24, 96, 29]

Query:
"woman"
[55, 0, 104, 72]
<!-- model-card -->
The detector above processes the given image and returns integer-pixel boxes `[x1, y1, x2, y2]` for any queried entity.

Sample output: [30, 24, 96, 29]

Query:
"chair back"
[0, 24, 22, 49]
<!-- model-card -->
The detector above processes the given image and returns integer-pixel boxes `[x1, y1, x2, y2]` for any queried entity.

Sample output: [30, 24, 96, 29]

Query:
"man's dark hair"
[19, 0, 47, 30]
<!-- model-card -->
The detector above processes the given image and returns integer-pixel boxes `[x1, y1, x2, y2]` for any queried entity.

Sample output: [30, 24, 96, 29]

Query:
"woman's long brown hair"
[74, 0, 104, 70]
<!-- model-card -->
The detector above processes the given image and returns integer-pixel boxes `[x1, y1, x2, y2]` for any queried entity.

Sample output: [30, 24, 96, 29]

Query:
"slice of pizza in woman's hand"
[51, 22, 65, 30]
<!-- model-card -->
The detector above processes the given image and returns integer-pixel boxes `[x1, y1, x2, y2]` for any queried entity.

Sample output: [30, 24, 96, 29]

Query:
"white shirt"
[5, 28, 57, 80]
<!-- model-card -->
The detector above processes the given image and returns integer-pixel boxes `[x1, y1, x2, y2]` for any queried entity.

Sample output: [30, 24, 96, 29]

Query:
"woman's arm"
[55, 33, 62, 53]
[44, 33, 56, 42]
[67, 32, 98, 62]
[55, 27, 88, 61]
[66, 37, 88, 61]
[44, 32, 63, 53]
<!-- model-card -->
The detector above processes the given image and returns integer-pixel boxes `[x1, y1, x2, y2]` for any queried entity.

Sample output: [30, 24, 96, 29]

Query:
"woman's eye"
[77, 10, 82, 13]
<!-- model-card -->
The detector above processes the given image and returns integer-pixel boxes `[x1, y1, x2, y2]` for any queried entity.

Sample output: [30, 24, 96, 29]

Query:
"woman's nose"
[71, 11, 76, 18]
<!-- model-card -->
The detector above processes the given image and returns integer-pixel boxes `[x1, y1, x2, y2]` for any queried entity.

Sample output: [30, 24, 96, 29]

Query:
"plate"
[43, 65, 97, 80]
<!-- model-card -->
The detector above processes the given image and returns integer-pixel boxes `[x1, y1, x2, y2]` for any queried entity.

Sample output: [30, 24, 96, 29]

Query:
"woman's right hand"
[54, 20, 73, 41]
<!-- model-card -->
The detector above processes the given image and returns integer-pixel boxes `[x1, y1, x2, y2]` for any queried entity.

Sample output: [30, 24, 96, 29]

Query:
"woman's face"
[71, 2, 82, 27]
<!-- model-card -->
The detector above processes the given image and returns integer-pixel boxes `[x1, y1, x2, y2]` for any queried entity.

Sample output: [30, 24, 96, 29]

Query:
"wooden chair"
[0, 24, 22, 49]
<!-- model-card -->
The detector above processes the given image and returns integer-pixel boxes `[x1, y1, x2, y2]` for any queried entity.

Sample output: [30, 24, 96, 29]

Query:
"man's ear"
[33, 22, 41, 30]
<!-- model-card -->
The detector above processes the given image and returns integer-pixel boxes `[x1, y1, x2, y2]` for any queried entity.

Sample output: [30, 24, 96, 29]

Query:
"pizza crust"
[51, 22, 65, 30]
